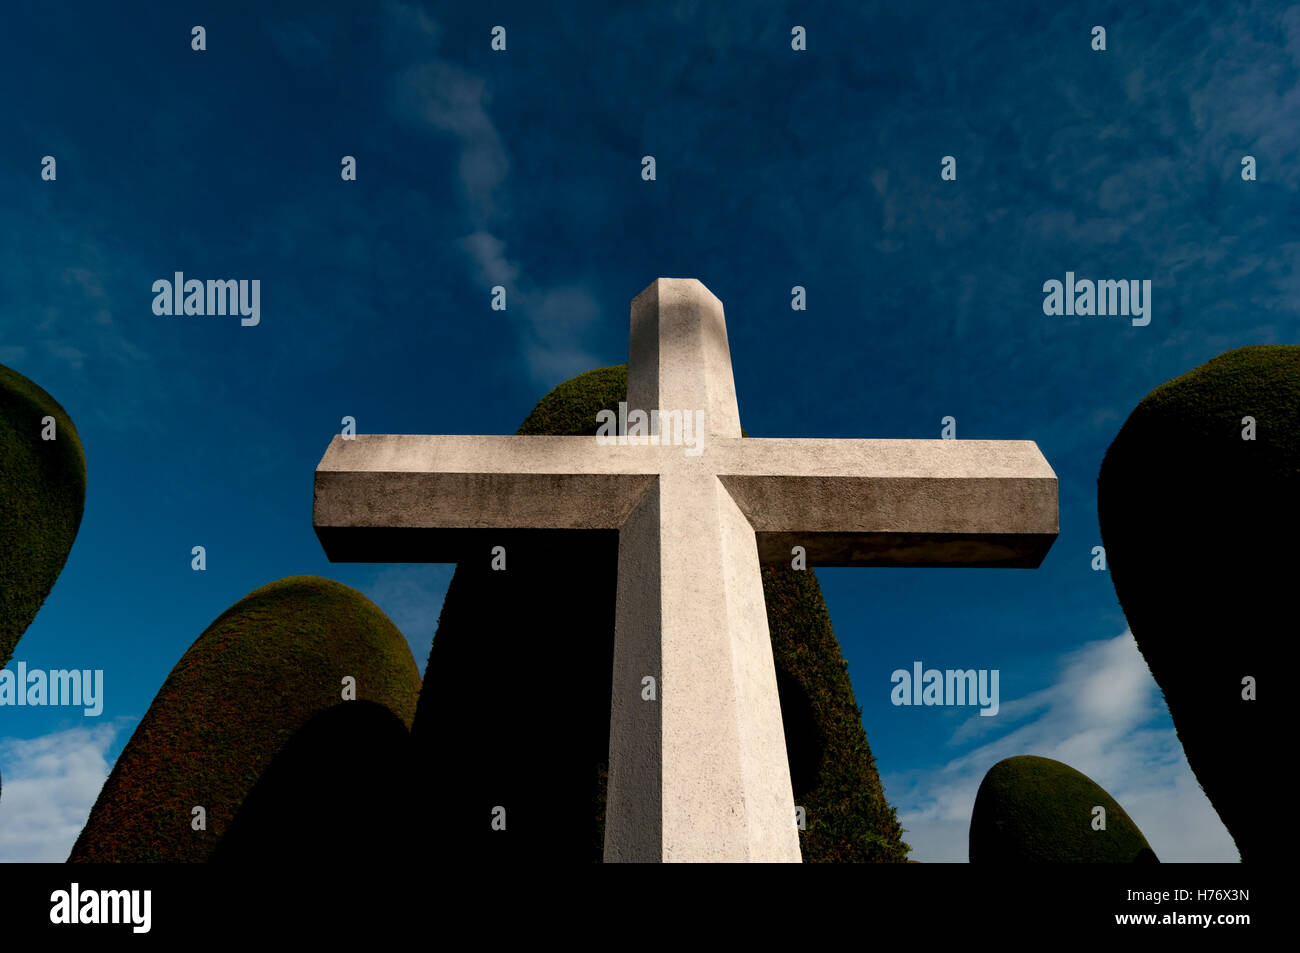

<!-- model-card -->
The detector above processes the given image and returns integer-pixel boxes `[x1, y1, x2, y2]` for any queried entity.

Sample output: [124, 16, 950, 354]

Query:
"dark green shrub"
[970, 755, 1156, 862]
[69, 576, 421, 861]
[0, 365, 86, 669]
[1098, 345, 1297, 863]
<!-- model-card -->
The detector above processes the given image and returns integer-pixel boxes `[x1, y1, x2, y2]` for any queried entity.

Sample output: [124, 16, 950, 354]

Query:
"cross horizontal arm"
[313, 434, 655, 561]
[712, 438, 1058, 567]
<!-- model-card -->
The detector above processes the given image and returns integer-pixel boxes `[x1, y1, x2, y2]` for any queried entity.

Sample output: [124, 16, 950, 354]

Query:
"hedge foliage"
[970, 755, 1156, 863]
[70, 576, 421, 861]
[0, 364, 86, 669]
[1098, 345, 1297, 863]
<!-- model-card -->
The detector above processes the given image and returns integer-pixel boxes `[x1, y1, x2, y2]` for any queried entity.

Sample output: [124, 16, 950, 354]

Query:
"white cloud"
[386, 8, 605, 386]
[521, 286, 604, 382]
[456, 235, 602, 380]
[883, 631, 1239, 863]
[0, 721, 130, 862]
[459, 231, 520, 290]
[398, 61, 510, 219]
[0, 218, 158, 435]
[381, 1, 442, 55]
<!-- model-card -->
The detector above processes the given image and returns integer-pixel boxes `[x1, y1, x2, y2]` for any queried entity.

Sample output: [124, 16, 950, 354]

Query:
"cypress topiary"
[1097, 345, 1297, 863]
[69, 576, 421, 862]
[969, 755, 1157, 863]
[0, 365, 86, 669]
[412, 365, 909, 861]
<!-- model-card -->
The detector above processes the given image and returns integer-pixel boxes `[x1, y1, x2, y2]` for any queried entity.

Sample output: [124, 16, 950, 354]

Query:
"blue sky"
[3, 0, 1294, 861]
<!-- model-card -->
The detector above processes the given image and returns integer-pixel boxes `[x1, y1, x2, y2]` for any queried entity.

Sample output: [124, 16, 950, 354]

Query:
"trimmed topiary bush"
[0, 365, 86, 669]
[1098, 345, 1297, 863]
[969, 755, 1156, 863]
[69, 576, 421, 862]
[763, 563, 908, 861]
[412, 365, 909, 861]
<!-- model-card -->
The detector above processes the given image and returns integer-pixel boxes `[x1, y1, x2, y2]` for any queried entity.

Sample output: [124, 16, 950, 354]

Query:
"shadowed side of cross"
[313, 278, 1059, 863]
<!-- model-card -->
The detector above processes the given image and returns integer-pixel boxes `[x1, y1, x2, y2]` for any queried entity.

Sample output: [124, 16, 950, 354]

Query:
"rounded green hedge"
[1098, 345, 1297, 863]
[0, 365, 86, 669]
[970, 755, 1156, 863]
[413, 365, 909, 861]
[69, 576, 421, 862]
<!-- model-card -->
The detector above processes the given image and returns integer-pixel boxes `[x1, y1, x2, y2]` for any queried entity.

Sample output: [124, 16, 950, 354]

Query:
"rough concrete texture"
[314, 277, 1059, 862]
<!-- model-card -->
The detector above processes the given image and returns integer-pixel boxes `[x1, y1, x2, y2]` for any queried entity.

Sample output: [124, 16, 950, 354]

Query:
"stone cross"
[313, 278, 1058, 862]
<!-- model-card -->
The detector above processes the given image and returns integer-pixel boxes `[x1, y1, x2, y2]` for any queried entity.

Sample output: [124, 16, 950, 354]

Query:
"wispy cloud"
[0, 720, 130, 862]
[0, 215, 157, 433]
[883, 631, 1238, 863]
[396, 61, 511, 218]
[385, 1, 603, 385]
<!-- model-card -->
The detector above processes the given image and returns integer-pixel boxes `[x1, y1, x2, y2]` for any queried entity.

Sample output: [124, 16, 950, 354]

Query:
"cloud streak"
[0, 721, 130, 862]
[385, 2, 604, 385]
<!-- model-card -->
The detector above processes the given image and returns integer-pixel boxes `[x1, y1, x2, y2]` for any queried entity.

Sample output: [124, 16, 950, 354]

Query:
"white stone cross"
[313, 278, 1058, 862]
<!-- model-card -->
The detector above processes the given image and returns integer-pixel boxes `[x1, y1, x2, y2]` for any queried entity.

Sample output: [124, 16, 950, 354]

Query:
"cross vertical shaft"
[604, 279, 801, 861]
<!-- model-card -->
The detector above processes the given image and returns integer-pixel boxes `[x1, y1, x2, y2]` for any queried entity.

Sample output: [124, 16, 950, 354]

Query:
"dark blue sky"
[4, 0, 1293, 860]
